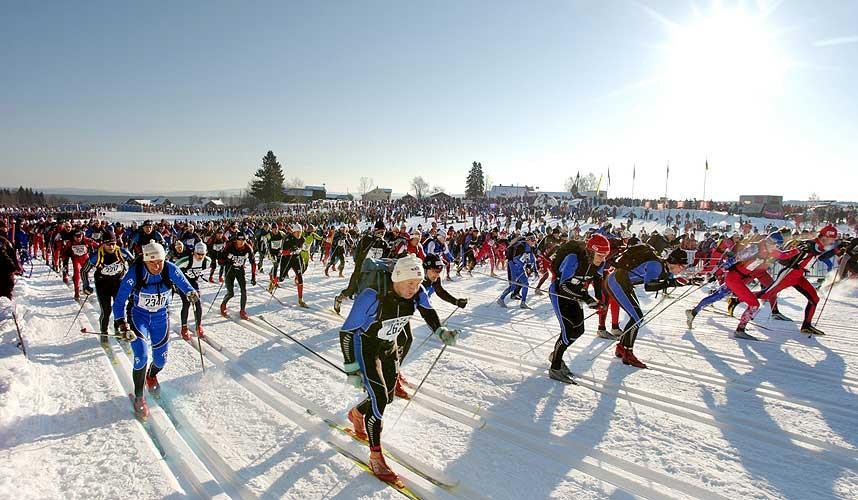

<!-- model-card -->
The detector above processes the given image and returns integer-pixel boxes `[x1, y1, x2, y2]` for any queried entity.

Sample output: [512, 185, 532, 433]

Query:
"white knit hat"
[194, 242, 207, 254]
[392, 254, 424, 283]
[142, 241, 167, 262]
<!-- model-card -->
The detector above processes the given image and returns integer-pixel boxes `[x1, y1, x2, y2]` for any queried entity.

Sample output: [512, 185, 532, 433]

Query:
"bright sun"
[661, 4, 788, 114]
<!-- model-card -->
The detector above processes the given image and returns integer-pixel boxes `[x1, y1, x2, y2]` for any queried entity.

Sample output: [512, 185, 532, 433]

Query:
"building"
[399, 193, 417, 203]
[428, 192, 454, 202]
[739, 195, 784, 218]
[284, 185, 327, 203]
[325, 192, 353, 201]
[487, 184, 536, 199]
[363, 187, 392, 202]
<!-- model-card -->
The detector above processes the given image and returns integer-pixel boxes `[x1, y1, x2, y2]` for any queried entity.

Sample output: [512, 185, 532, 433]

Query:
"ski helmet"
[423, 253, 445, 271]
[586, 234, 611, 255]
[818, 224, 838, 239]
[767, 231, 784, 248]
[666, 248, 688, 265]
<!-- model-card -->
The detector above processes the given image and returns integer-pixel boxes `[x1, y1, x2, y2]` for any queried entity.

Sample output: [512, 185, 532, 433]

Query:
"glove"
[344, 362, 363, 389]
[251, 275, 257, 286]
[456, 297, 469, 308]
[435, 326, 459, 346]
[798, 240, 815, 252]
[82, 286, 94, 295]
[186, 291, 200, 303]
[581, 294, 599, 309]
[115, 319, 136, 342]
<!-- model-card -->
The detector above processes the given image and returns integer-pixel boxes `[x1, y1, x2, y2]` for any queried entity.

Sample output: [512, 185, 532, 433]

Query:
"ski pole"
[12, 306, 26, 358]
[63, 294, 91, 339]
[206, 280, 225, 316]
[815, 255, 849, 327]
[414, 305, 461, 353]
[390, 344, 448, 431]
[588, 280, 702, 360]
[258, 315, 346, 374]
[519, 309, 600, 358]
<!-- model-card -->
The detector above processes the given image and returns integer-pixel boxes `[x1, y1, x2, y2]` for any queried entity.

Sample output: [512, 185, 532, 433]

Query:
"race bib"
[185, 238, 196, 248]
[302, 243, 311, 252]
[137, 291, 169, 312]
[270, 240, 282, 250]
[368, 248, 384, 260]
[338, 240, 345, 247]
[519, 253, 530, 265]
[377, 316, 409, 342]
[213, 243, 225, 251]
[231, 255, 248, 267]
[100, 262, 124, 276]
[72, 244, 88, 256]
[745, 258, 764, 272]
[92, 232, 102, 240]
[186, 266, 206, 279]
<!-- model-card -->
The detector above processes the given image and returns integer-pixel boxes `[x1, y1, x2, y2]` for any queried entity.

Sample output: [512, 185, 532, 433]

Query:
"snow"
[2, 216, 857, 499]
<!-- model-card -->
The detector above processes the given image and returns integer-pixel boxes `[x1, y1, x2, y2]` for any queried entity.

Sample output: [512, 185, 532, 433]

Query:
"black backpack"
[550, 240, 588, 278]
[613, 244, 658, 272]
[131, 257, 174, 295]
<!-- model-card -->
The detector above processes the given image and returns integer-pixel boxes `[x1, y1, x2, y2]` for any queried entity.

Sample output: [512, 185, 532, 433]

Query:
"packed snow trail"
[3, 240, 858, 499]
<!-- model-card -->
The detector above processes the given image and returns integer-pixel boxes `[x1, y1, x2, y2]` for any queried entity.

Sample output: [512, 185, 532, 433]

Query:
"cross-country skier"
[339, 255, 458, 484]
[604, 246, 696, 368]
[334, 220, 390, 313]
[325, 226, 352, 277]
[547, 234, 610, 383]
[497, 232, 538, 309]
[270, 225, 308, 308]
[82, 231, 133, 345]
[113, 242, 198, 419]
[219, 234, 257, 319]
[174, 242, 213, 340]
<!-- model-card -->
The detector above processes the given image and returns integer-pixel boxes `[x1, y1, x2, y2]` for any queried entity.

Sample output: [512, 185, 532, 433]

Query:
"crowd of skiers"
[2, 209, 857, 486]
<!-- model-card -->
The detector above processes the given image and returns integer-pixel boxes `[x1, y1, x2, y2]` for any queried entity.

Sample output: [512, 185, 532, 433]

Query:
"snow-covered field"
[2, 220, 858, 499]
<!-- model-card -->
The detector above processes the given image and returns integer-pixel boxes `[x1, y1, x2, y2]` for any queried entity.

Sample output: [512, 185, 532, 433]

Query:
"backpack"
[613, 244, 658, 272]
[131, 257, 173, 295]
[356, 257, 397, 298]
[550, 240, 588, 278]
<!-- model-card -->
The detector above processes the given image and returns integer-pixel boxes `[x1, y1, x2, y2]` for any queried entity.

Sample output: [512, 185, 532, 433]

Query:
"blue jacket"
[113, 261, 194, 321]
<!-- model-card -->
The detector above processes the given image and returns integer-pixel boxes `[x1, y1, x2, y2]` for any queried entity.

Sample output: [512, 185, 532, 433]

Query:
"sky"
[2, 0, 857, 201]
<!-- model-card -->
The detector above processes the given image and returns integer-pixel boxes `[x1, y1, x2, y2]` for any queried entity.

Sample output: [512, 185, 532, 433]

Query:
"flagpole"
[631, 163, 636, 200]
[664, 161, 669, 205]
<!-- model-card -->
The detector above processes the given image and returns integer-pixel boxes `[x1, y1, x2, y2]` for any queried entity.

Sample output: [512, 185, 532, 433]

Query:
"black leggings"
[354, 333, 399, 449]
[181, 279, 202, 327]
[95, 279, 120, 334]
[549, 286, 584, 369]
[222, 268, 247, 311]
[605, 272, 643, 349]
[327, 247, 346, 272]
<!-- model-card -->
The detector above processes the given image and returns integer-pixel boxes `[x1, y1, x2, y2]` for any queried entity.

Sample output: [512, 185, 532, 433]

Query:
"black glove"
[689, 275, 706, 285]
[581, 294, 599, 309]
[456, 297, 469, 308]
[114, 319, 136, 342]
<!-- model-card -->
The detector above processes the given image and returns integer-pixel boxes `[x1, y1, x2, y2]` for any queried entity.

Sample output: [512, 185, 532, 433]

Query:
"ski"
[201, 335, 223, 352]
[323, 438, 422, 499]
[127, 394, 168, 458]
[702, 306, 774, 331]
[307, 409, 458, 490]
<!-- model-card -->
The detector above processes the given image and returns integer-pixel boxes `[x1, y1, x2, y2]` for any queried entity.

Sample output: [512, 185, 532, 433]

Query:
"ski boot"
[268, 278, 279, 293]
[611, 326, 624, 338]
[132, 396, 149, 420]
[100, 333, 110, 348]
[298, 299, 309, 309]
[324, 266, 330, 277]
[548, 351, 574, 383]
[196, 325, 206, 339]
[520, 302, 532, 310]
[369, 448, 402, 485]
[726, 296, 738, 316]
[394, 374, 411, 399]
[596, 327, 614, 339]
[220, 303, 228, 317]
[685, 309, 697, 329]
[146, 375, 161, 398]
[614, 343, 626, 359]
[496, 297, 507, 308]
[770, 310, 792, 321]
[180, 325, 191, 341]
[800, 324, 825, 336]
[347, 407, 368, 441]
[239, 310, 250, 320]
[621, 348, 647, 369]
[733, 325, 758, 341]
[534, 288, 544, 296]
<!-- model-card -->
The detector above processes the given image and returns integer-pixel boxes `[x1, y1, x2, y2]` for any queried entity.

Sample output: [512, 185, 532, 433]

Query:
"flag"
[666, 162, 670, 177]
[632, 164, 636, 180]
[607, 167, 611, 187]
[705, 159, 709, 171]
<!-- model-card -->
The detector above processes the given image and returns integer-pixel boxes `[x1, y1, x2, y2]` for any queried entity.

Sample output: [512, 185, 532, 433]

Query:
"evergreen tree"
[465, 161, 485, 199]
[249, 150, 286, 204]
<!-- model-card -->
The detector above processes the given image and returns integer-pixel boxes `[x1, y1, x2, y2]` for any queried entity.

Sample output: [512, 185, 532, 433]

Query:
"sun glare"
[661, 4, 788, 113]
